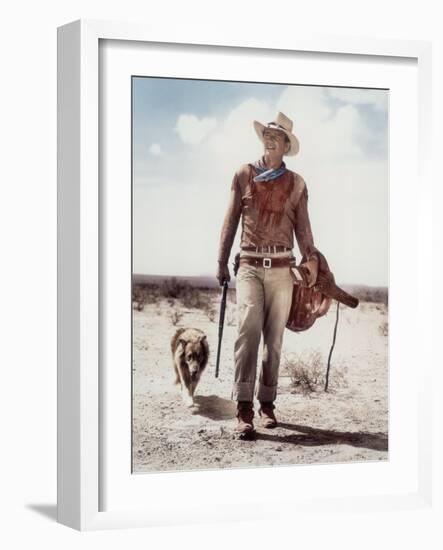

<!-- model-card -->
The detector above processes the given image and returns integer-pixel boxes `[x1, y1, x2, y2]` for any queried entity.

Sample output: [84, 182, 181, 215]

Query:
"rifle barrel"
[215, 281, 228, 378]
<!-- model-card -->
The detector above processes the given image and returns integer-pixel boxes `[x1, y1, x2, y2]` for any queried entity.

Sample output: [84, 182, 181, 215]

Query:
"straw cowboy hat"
[253, 112, 300, 156]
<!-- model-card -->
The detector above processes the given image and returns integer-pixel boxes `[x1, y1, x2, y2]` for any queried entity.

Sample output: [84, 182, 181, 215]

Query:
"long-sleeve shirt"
[218, 163, 317, 264]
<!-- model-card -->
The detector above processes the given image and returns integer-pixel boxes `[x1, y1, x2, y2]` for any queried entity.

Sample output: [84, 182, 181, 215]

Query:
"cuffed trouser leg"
[256, 266, 294, 403]
[231, 266, 264, 402]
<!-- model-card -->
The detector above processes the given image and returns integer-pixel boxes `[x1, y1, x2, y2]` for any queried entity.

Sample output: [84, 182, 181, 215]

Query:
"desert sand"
[132, 285, 388, 473]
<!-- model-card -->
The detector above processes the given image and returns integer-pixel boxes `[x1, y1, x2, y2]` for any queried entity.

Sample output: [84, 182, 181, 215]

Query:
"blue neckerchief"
[252, 158, 286, 183]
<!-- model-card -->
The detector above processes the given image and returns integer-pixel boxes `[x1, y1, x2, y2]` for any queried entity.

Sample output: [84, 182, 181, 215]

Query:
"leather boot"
[235, 401, 256, 439]
[258, 401, 278, 428]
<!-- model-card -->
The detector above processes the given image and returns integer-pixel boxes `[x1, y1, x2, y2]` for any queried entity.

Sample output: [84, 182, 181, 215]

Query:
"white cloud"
[328, 87, 388, 111]
[207, 97, 273, 179]
[276, 86, 363, 162]
[278, 86, 333, 125]
[148, 143, 162, 156]
[174, 114, 217, 144]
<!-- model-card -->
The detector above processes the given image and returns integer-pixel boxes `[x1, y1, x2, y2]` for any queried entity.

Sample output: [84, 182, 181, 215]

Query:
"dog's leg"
[182, 384, 194, 407]
[191, 372, 202, 399]
[175, 363, 186, 395]
[185, 379, 201, 408]
[176, 366, 194, 407]
[172, 363, 181, 386]
[190, 380, 198, 399]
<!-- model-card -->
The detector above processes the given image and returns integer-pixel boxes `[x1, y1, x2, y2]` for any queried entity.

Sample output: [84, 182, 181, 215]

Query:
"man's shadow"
[256, 422, 388, 452]
[191, 398, 387, 452]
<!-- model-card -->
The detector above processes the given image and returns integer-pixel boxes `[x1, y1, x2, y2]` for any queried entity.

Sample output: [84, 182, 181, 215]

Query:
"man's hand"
[303, 256, 319, 287]
[292, 256, 319, 288]
[216, 262, 231, 286]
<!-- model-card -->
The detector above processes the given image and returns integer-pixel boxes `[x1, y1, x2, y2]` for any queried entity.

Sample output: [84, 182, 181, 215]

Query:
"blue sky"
[133, 78, 282, 153]
[132, 77, 389, 286]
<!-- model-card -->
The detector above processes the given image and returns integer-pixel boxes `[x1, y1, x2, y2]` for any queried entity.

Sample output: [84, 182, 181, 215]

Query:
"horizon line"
[132, 273, 388, 289]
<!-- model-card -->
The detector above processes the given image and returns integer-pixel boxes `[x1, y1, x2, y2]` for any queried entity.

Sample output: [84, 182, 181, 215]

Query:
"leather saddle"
[286, 250, 359, 332]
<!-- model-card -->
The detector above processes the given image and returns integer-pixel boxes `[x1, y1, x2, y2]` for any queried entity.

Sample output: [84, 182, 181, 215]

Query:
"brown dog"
[171, 328, 209, 406]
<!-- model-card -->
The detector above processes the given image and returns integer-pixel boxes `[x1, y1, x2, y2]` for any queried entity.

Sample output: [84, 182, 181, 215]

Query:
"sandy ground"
[132, 289, 388, 473]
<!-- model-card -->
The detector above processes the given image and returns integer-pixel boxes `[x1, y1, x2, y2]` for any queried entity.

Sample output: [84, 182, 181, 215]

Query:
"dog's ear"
[199, 334, 209, 354]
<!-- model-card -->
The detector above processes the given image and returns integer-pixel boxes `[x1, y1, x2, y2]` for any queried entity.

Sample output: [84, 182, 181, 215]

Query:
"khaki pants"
[232, 254, 294, 403]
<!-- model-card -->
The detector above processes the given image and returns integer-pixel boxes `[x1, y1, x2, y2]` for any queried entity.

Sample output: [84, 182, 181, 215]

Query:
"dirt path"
[132, 293, 388, 473]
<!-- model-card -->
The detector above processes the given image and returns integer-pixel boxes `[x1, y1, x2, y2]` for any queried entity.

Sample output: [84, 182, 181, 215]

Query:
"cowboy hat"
[253, 112, 300, 156]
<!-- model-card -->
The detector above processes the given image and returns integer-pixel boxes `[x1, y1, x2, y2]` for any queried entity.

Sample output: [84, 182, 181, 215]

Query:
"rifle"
[215, 280, 228, 378]
[314, 273, 359, 309]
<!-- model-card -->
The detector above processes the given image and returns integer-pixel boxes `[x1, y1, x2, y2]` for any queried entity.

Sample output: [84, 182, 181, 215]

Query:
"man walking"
[217, 112, 319, 439]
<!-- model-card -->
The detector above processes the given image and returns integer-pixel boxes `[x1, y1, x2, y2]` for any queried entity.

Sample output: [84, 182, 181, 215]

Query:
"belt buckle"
[263, 258, 272, 269]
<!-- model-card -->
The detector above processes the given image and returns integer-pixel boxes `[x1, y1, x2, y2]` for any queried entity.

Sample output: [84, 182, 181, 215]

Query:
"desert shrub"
[379, 321, 388, 337]
[202, 302, 236, 325]
[169, 308, 183, 326]
[284, 350, 348, 395]
[285, 351, 324, 395]
[161, 277, 189, 299]
[133, 285, 160, 310]
[181, 287, 208, 310]
[136, 279, 231, 316]
[349, 286, 388, 306]
[132, 283, 163, 309]
[204, 305, 217, 322]
[132, 286, 146, 311]
[159, 278, 208, 310]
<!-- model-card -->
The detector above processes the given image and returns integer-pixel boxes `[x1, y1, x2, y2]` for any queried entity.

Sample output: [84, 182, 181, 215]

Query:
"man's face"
[263, 128, 289, 156]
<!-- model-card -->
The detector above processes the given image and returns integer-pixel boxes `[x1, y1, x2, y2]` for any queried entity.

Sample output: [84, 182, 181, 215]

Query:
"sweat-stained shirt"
[218, 162, 318, 265]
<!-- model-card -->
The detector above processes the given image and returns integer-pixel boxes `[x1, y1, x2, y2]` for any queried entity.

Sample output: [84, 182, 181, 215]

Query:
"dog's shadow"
[193, 395, 236, 421]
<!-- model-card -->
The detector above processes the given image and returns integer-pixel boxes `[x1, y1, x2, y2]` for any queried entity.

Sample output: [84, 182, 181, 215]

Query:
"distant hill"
[133, 274, 388, 304]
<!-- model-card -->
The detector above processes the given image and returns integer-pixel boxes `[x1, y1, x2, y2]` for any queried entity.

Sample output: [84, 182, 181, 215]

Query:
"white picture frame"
[57, 19, 433, 531]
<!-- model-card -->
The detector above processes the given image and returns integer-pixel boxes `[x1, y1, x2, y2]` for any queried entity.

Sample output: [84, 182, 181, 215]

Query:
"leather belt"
[242, 245, 291, 254]
[239, 256, 295, 269]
